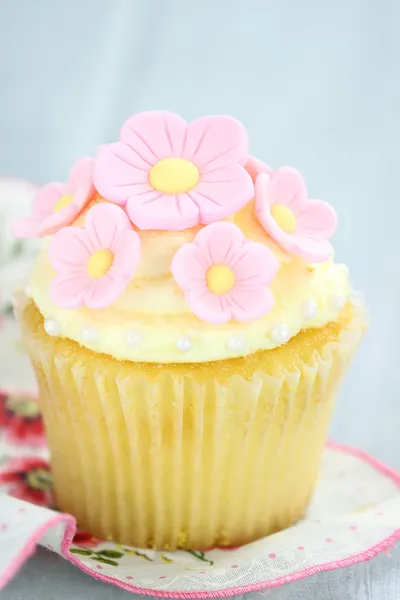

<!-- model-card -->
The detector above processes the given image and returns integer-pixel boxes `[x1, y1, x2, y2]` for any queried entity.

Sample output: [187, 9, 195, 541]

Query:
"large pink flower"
[12, 158, 95, 238]
[254, 168, 337, 262]
[49, 203, 140, 309]
[171, 222, 278, 324]
[93, 111, 254, 231]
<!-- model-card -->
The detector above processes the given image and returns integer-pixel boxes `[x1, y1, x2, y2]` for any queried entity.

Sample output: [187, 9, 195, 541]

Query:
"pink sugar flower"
[254, 168, 337, 262]
[93, 111, 254, 231]
[49, 203, 140, 309]
[12, 158, 95, 238]
[171, 222, 278, 324]
[245, 156, 273, 182]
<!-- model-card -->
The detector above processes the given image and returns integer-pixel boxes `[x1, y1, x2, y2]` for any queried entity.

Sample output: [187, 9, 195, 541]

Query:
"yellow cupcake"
[13, 111, 367, 549]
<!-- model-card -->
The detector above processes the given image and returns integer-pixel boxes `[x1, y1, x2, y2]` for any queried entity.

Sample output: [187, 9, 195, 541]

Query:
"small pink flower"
[171, 222, 278, 324]
[254, 168, 337, 262]
[49, 203, 140, 309]
[245, 156, 273, 182]
[12, 158, 95, 238]
[93, 111, 254, 231]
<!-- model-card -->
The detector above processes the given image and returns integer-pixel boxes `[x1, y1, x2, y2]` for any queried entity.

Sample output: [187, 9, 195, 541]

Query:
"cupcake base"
[18, 298, 366, 549]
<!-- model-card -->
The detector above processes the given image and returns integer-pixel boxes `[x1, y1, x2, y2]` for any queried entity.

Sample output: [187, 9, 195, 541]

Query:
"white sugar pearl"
[302, 300, 318, 320]
[226, 334, 245, 353]
[81, 327, 98, 343]
[269, 323, 291, 345]
[329, 293, 346, 311]
[44, 317, 61, 337]
[126, 330, 142, 347]
[349, 292, 365, 308]
[176, 335, 192, 353]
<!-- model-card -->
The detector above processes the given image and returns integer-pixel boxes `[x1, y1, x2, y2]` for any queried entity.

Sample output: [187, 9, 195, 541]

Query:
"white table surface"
[1, 0, 399, 597]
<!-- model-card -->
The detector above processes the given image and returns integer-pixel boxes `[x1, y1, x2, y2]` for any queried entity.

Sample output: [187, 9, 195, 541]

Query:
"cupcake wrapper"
[17, 297, 366, 550]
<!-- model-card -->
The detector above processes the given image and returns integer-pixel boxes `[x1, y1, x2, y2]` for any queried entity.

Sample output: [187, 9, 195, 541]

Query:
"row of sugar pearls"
[44, 318, 292, 350]
[43, 289, 361, 350]
[44, 318, 102, 343]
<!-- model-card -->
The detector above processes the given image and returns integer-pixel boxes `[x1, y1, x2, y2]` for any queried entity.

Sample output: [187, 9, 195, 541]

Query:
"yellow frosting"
[28, 198, 352, 363]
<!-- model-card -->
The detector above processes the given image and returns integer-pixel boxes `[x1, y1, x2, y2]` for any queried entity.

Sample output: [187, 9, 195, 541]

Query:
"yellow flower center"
[149, 157, 200, 194]
[206, 264, 235, 294]
[87, 249, 114, 279]
[271, 204, 296, 233]
[54, 194, 74, 212]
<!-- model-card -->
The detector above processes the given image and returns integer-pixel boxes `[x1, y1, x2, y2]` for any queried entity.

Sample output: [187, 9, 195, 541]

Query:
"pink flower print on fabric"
[254, 168, 337, 262]
[48, 203, 140, 309]
[12, 158, 95, 238]
[93, 111, 254, 231]
[171, 222, 278, 324]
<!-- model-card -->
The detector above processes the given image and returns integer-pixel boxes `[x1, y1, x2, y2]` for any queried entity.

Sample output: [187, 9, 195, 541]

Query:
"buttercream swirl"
[29, 199, 351, 363]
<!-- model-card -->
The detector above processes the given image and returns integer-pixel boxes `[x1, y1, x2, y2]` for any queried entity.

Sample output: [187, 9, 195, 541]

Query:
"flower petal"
[66, 157, 96, 214]
[245, 156, 273, 182]
[295, 199, 337, 238]
[232, 241, 278, 287]
[184, 115, 249, 171]
[121, 111, 187, 161]
[85, 203, 132, 252]
[265, 167, 307, 212]
[186, 290, 232, 324]
[94, 143, 152, 206]
[82, 275, 126, 309]
[49, 226, 91, 271]
[188, 165, 253, 224]
[255, 173, 296, 250]
[33, 182, 68, 220]
[193, 222, 245, 266]
[12, 217, 41, 238]
[111, 229, 141, 279]
[288, 234, 334, 262]
[171, 242, 208, 290]
[127, 192, 199, 230]
[67, 157, 95, 191]
[255, 172, 337, 261]
[13, 182, 72, 238]
[228, 287, 275, 321]
[69, 185, 93, 213]
[0, 470, 20, 483]
[50, 272, 89, 309]
[37, 202, 85, 237]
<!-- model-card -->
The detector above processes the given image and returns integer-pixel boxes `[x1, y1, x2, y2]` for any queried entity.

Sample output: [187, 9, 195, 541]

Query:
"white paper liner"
[0, 430, 399, 597]
[16, 296, 368, 549]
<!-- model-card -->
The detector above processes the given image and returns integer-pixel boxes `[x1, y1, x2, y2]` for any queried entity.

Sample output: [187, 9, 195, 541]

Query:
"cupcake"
[13, 111, 367, 550]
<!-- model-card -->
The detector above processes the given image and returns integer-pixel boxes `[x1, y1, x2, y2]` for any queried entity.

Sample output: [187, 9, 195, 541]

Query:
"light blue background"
[0, 1, 399, 598]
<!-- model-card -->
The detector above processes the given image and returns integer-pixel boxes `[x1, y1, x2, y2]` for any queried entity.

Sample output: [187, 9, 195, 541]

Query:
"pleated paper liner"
[0, 430, 399, 596]
[17, 298, 367, 549]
